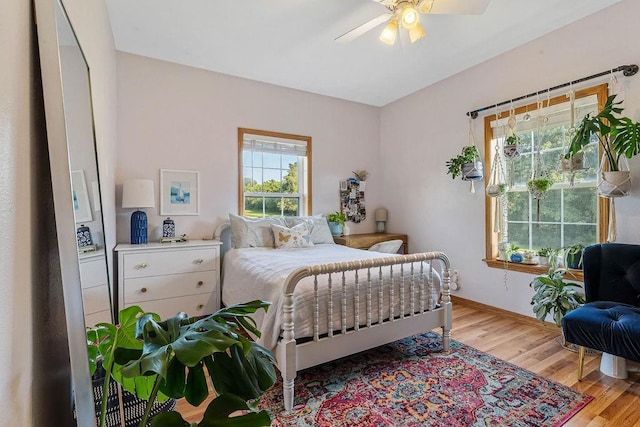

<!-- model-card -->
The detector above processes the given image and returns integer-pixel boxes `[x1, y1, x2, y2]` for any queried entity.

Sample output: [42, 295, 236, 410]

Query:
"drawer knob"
[194, 258, 204, 264]
[137, 263, 148, 269]
[197, 304, 204, 310]
[197, 281, 204, 287]
[141, 287, 147, 293]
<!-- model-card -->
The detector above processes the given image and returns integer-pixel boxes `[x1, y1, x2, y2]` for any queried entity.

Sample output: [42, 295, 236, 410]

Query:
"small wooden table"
[333, 232, 408, 254]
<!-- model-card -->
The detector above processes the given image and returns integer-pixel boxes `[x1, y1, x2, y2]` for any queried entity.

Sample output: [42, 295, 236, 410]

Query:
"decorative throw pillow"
[229, 214, 285, 248]
[283, 215, 335, 244]
[271, 223, 314, 249]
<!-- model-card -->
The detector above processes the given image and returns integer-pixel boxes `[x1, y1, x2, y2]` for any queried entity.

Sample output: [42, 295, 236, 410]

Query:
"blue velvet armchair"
[561, 243, 640, 380]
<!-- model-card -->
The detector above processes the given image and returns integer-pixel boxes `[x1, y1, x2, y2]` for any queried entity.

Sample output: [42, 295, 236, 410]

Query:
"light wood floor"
[177, 298, 640, 426]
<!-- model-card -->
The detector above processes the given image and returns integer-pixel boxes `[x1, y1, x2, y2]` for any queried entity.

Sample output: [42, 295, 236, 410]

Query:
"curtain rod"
[466, 64, 639, 119]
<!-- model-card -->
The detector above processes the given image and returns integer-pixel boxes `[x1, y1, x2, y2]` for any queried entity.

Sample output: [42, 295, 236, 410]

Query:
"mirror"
[35, 0, 113, 424]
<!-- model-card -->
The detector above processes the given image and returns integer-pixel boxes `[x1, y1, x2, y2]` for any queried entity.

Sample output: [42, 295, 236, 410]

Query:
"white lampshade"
[375, 208, 388, 222]
[122, 179, 155, 209]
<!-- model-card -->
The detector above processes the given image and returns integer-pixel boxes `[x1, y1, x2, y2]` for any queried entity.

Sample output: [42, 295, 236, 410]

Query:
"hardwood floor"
[176, 298, 640, 426]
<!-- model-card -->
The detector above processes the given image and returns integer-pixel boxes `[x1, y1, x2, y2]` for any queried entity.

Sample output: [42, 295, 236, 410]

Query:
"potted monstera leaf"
[88, 301, 276, 427]
[565, 94, 640, 197]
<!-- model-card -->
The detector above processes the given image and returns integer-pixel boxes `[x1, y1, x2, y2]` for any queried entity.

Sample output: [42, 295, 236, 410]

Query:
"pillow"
[271, 223, 314, 249]
[229, 214, 285, 248]
[283, 215, 335, 244]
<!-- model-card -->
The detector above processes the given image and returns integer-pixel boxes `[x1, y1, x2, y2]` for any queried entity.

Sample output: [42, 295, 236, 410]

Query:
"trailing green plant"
[565, 94, 640, 171]
[327, 211, 347, 226]
[537, 247, 554, 257]
[445, 146, 479, 179]
[530, 266, 585, 327]
[527, 176, 554, 193]
[507, 243, 520, 256]
[505, 134, 521, 145]
[87, 301, 276, 427]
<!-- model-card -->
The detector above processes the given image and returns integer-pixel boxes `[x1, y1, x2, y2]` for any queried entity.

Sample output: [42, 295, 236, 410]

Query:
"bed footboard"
[275, 251, 451, 411]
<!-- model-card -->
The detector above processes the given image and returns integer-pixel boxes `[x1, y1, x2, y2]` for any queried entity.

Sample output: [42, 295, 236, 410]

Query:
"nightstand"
[333, 233, 408, 254]
[115, 240, 221, 320]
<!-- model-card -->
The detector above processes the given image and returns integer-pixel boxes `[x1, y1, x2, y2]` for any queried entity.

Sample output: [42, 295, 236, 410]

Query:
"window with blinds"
[238, 128, 312, 217]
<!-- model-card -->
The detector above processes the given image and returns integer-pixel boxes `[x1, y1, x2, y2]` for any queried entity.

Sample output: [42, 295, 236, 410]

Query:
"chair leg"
[578, 346, 586, 381]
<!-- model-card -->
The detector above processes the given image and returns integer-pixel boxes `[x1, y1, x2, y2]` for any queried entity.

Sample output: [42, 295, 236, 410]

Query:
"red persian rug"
[258, 332, 593, 426]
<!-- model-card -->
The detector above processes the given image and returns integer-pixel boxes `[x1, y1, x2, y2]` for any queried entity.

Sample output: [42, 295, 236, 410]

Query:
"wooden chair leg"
[578, 345, 586, 381]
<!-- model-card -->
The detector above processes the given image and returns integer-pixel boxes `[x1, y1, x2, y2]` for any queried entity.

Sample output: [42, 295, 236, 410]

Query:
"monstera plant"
[87, 301, 276, 427]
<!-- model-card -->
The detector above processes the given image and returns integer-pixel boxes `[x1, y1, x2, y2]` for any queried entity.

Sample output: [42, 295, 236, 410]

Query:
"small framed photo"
[160, 169, 199, 216]
[71, 170, 92, 223]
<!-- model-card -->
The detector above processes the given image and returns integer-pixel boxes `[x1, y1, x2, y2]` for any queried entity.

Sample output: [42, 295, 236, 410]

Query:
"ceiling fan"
[336, 0, 491, 45]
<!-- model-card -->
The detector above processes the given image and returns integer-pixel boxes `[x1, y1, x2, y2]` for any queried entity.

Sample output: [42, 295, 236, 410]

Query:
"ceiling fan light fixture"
[400, 6, 419, 29]
[379, 17, 399, 45]
[409, 21, 426, 43]
[417, 0, 434, 14]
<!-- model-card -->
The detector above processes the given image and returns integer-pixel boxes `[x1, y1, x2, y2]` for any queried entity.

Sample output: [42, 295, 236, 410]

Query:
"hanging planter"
[486, 183, 507, 198]
[527, 176, 554, 200]
[445, 146, 484, 181]
[503, 134, 521, 159]
[560, 152, 585, 172]
[462, 160, 484, 181]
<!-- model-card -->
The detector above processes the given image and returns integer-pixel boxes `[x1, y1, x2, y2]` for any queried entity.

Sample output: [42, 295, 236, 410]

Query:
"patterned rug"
[258, 332, 593, 426]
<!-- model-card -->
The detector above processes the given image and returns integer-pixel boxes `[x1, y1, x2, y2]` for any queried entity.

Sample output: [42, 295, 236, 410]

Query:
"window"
[238, 128, 312, 217]
[484, 84, 609, 274]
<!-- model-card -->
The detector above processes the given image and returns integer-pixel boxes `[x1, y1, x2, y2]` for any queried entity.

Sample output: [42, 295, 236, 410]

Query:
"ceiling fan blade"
[335, 13, 393, 43]
[427, 0, 491, 15]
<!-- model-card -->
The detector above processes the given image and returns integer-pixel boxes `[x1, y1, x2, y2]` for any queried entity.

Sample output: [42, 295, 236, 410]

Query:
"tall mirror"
[35, 0, 113, 424]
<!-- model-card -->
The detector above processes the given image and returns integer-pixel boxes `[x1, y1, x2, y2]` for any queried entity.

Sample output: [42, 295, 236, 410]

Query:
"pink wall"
[116, 53, 381, 243]
[380, 0, 640, 317]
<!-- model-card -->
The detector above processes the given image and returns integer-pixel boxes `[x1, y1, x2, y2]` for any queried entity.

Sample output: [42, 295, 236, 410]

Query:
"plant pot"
[497, 242, 510, 260]
[538, 256, 549, 266]
[566, 252, 582, 270]
[598, 170, 631, 197]
[503, 144, 520, 159]
[92, 361, 175, 427]
[560, 152, 585, 172]
[328, 222, 343, 236]
[486, 183, 506, 198]
[358, 181, 366, 192]
[461, 161, 483, 181]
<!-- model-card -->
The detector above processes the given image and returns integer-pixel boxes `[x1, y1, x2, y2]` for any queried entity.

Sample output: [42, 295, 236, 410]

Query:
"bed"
[215, 216, 452, 411]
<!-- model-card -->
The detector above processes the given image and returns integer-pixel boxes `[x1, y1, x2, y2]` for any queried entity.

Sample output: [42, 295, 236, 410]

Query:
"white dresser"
[115, 240, 222, 320]
[79, 249, 112, 326]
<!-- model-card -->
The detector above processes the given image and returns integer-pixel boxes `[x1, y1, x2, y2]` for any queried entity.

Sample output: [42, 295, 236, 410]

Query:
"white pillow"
[283, 215, 335, 244]
[271, 223, 314, 249]
[229, 214, 285, 248]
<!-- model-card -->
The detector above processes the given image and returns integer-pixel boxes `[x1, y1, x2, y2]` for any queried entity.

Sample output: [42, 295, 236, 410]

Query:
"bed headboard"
[214, 222, 232, 260]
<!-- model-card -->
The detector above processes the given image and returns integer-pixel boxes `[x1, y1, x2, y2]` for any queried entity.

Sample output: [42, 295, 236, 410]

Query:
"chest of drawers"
[115, 240, 221, 320]
[79, 250, 112, 325]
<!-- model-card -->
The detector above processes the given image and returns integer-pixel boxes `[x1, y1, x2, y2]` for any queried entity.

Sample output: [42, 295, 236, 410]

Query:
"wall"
[116, 53, 381, 243]
[380, 0, 640, 318]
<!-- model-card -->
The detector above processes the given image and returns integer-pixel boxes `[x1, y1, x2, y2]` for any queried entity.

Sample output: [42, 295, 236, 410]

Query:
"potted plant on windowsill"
[537, 247, 554, 266]
[327, 211, 347, 236]
[563, 244, 585, 270]
[445, 146, 483, 181]
[87, 301, 276, 427]
[565, 94, 640, 197]
[530, 265, 586, 330]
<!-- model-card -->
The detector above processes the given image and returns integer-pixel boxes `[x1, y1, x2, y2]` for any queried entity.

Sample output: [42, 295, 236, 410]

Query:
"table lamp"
[122, 179, 155, 244]
[375, 208, 388, 233]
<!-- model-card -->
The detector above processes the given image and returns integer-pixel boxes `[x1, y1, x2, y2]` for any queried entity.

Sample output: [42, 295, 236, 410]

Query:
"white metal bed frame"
[215, 224, 452, 411]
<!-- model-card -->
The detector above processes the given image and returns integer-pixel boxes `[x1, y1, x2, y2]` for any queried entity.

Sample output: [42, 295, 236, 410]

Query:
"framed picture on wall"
[70, 170, 92, 223]
[160, 169, 200, 215]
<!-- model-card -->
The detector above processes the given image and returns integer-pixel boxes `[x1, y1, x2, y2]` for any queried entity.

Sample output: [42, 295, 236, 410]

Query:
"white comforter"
[221, 244, 440, 350]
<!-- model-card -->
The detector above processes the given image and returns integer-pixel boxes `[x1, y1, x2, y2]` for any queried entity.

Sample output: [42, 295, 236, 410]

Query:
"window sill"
[483, 259, 584, 282]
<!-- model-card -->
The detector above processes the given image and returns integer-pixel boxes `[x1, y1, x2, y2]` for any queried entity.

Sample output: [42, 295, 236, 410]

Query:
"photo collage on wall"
[340, 178, 366, 223]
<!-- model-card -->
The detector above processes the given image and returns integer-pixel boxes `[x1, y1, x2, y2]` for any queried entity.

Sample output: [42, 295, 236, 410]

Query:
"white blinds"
[243, 134, 308, 156]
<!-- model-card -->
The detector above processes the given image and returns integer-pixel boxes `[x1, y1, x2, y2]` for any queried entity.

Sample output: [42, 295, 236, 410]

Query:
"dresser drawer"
[82, 284, 112, 315]
[124, 293, 218, 319]
[122, 248, 217, 279]
[123, 271, 216, 304]
[85, 309, 112, 326]
[79, 258, 108, 289]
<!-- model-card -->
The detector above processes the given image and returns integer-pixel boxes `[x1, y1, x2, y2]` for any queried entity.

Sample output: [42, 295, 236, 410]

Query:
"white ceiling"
[106, 0, 621, 107]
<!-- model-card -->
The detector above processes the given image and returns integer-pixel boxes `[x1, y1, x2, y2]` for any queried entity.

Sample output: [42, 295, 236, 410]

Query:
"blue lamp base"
[130, 210, 148, 244]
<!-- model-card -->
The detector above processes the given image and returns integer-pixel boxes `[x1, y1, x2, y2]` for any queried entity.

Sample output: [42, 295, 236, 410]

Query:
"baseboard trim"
[451, 295, 560, 332]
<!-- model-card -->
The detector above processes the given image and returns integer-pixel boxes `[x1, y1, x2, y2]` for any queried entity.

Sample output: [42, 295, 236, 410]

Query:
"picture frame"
[70, 170, 92, 223]
[160, 169, 199, 215]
